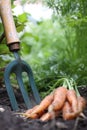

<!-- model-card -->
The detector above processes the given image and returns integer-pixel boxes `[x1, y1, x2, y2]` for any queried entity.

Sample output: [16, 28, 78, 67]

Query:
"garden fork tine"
[0, 0, 41, 110]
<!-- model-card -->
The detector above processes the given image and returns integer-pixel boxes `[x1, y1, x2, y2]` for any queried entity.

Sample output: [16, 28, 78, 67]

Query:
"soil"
[0, 86, 87, 130]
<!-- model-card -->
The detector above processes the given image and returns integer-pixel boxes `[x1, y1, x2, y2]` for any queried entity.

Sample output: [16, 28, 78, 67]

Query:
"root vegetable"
[27, 93, 54, 117]
[19, 85, 86, 121]
[62, 96, 86, 120]
[18, 105, 39, 118]
[40, 112, 53, 121]
[62, 101, 77, 120]
[77, 96, 86, 114]
[49, 87, 67, 111]
[25, 105, 39, 115]
[40, 111, 59, 121]
[66, 89, 78, 113]
[26, 113, 39, 119]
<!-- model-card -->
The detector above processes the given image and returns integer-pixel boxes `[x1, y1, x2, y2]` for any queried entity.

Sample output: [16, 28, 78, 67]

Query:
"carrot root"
[77, 96, 86, 113]
[66, 89, 78, 113]
[62, 101, 78, 120]
[49, 87, 67, 111]
[40, 111, 59, 121]
[30, 93, 54, 116]
[18, 87, 86, 121]
[25, 105, 39, 115]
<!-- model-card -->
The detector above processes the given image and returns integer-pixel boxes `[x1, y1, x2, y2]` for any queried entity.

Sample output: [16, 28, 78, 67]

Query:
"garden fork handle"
[0, 0, 20, 51]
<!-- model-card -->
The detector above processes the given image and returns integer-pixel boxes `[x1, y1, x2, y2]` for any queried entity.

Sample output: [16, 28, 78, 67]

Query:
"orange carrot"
[25, 105, 39, 115]
[40, 112, 52, 121]
[66, 89, 78, 113]
[28, 93, 54, 117]
[40, 111, 59, 121]
[18, 105, 39, 118]
[62, 101, 77, 120]
[26, 113, 39, 119]
[49, 87, 67, 111]
[77, 96, 86, 114]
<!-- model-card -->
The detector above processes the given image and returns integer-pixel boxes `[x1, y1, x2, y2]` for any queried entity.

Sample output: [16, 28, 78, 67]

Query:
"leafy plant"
[19, 18, 87, 97]
[0, 0, 87, 98]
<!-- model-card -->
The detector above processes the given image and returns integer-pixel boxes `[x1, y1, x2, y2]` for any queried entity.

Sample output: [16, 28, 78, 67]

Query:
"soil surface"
[0, 86, 87, 130]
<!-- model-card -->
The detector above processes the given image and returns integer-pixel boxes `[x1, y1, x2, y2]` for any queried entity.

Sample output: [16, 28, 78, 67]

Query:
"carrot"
[17, 105, 39, 118]
[28, 93, 54, 117]
[40, 112, 52, 121]
[25, 113, 39, 119]
[25, 105, 39, 115]
[40, 111, 59, 121]
[62, 101, 77, 120]
[66, 89, 78, 113]
[77, 96, 86, 114]
[49, 87, 67, 111]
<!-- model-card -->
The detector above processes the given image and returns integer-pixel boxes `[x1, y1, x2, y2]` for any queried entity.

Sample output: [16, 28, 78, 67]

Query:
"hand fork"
[0, 0, 41, 111]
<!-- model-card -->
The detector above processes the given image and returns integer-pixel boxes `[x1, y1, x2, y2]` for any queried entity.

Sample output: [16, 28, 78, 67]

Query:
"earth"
[0, 86, 87, 130]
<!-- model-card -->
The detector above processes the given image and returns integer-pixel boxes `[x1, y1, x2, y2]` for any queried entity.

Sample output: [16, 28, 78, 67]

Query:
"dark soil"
[0, 86, 87, 130]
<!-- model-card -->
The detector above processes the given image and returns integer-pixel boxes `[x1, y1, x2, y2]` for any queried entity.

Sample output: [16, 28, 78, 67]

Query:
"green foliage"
[20, 18, 87, 97]
[44, 0, 87, 16]
[0, 0, 87, 98]
[35, 0, 87, 97]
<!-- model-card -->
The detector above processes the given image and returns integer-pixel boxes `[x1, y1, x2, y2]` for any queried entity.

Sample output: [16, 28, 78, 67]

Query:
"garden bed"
[0, 86, 87, 130]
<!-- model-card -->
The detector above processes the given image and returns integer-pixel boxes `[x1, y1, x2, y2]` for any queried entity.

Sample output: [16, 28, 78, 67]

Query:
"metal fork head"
[4, 55, 41, 111]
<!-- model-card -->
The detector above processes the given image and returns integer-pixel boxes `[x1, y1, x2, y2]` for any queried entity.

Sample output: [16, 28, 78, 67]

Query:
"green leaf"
[18, 13, 28, 23]
[16, 24, 25, 32]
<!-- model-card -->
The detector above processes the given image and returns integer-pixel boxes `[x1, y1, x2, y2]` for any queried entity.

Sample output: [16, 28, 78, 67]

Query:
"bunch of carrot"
[20, 78, 86, 121]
